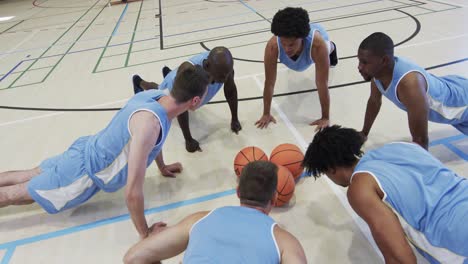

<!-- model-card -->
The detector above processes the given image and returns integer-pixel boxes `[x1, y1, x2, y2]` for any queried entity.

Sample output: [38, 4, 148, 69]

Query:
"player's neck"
[241, 203, 270, 215]
[158, 96, 189, 120]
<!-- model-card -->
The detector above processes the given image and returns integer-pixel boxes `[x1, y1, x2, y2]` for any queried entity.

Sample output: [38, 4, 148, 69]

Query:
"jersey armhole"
[128, 109, 164, 146]
[351, 170, 387, 201]
[271, 223, 281, 263]
[395, 70, 429, 104]
[188, 209, 216, 236]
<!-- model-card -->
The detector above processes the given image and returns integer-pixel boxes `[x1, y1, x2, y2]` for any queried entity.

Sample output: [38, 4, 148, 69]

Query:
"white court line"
[0, 30, 39, 61]
[397, 33, 468, 50]
[0, 99, 127, 127]
[0, 68, 290, 127]
[253, 75, 384, 261]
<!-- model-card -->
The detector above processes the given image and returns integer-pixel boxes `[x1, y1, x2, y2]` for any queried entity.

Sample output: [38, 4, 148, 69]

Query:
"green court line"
[0, 20, 24, 34]
[44, 3, 108, 81]
[102, 45, 159, 59]
[1, 81, 43, 90]
[93, 4, 129, 73]
[0, 66, 53, 77]
[124, 0, 144, 67]
[7, 0, 102, 88]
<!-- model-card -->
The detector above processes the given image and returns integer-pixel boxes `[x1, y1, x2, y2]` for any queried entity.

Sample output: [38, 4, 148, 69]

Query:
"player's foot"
[132, 74, 143, 94]
[329, 41, 338, 67]
[162, 66, 172, 78]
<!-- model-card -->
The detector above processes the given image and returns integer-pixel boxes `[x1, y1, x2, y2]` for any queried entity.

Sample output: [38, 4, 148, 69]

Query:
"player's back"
[183, 206, 280, 264]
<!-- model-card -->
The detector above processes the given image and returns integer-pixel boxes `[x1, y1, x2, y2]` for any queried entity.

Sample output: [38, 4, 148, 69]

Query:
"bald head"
[205, 46, 234, 83]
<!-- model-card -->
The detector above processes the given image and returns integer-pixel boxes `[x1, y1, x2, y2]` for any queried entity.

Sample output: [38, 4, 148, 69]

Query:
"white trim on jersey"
[35, 174, 94, 211]
[271, 223, 281, 263]
[94, 142, 130, 184]
[385, 202, 467, 264]
[395, 70, 466, 120]
[351, 170, 388, 201]
[189, 209, 215, 236]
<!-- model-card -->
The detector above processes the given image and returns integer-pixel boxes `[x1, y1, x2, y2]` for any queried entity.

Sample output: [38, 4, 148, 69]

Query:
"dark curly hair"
[271, 7, 310, 38]
[302, 125, 365, 179]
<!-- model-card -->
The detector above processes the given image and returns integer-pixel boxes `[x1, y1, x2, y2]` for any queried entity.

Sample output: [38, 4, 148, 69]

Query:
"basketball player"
[255, 7, 338, 130]
[133, 46, 241, 153]
[0, 64, 209, 240]
[358, 32, 468, 150]
[302, 125, 468, 263]
[124, 161, 307, 264]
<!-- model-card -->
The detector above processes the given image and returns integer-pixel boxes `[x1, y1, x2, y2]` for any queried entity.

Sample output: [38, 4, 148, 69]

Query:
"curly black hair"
[271, 7, 310, 38]
[302, 125, 365, 179]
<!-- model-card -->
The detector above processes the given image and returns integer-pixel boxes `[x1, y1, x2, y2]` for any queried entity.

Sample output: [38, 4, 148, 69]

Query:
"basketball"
[233, 146, 268, 177]
[274, 165, 295, 207]
[270, 143, 304, 179]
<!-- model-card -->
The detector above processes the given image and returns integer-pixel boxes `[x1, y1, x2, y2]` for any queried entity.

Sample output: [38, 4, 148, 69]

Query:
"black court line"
[158, 0, 164, 50]
[0, 57, 466, 111]
[202, 8, 421, 63]
[160, 0, 415, 49]
[423, 0, 461, 8]
[0, 20, 25, 35]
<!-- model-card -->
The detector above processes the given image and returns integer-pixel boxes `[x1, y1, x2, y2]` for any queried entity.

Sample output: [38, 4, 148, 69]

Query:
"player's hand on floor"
[255, 114, 276, 129]
[148, 222, 167, 236]
[160, 162, 183, 177]
[310, 117, 329, 131]
[231, 119, 242, 134]
[186, 138, 202, 153]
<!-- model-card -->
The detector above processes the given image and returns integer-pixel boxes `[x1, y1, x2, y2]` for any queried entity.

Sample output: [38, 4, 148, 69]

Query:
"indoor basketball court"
[0, 0, 467, 263]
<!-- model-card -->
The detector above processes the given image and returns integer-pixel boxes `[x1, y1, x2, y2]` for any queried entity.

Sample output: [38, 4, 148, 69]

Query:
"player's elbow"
[125, 188, 144, 204]
[123, 250, 138, 264]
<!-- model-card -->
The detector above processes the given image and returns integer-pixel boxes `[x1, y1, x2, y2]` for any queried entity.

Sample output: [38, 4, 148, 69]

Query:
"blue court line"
[238, 0, 257, 14]
[0, 247, 15, 264]
[0, 61, 23, 83]
[112, 3, 128, 36]
[444, 143, 468, 161]
[0, 188, 235, 250]
[429, 134, 467, 161]
[429, 134, 466, 147]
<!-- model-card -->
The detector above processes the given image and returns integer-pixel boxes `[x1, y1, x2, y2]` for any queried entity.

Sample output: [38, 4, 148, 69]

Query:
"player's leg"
[0, 166, 41, 187]
[132, 75, 159, 94]
[0, 182, 34, 208]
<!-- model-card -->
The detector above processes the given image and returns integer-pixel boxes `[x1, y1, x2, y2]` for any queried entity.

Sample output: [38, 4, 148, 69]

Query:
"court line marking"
[0, 247, 15, 264]
[0, 99, 128, 127]
[0, 69, 289, 127]
[252, 75, 385, 260]
[0, 189, 236, 256]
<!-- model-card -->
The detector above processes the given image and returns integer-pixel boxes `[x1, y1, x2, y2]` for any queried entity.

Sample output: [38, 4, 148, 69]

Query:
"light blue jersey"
[374, 57, 468, 134]
[277, 23, 329, 72]
[28, 90, 170, 213]
[183, 206, 280, 264]
[159, 52, 223, 106]
[85, 90, 171, 192]
[353, 142, 468, 263]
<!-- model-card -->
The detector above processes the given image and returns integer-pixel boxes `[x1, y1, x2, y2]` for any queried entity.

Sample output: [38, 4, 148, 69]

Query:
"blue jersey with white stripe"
[159, 52, 223, 106]
[277, 23, 329, 72]
[374, 57, 468, 126]
[183, 206, 280, 264]
[84, 90, 171, 192]
[353, 142, 468, 263]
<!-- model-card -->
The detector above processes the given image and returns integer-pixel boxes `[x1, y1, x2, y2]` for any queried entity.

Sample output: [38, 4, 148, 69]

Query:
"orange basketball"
[274, 165, 295, 207]
[233, 146, 268, 177]
[270, 143, 304, 180]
